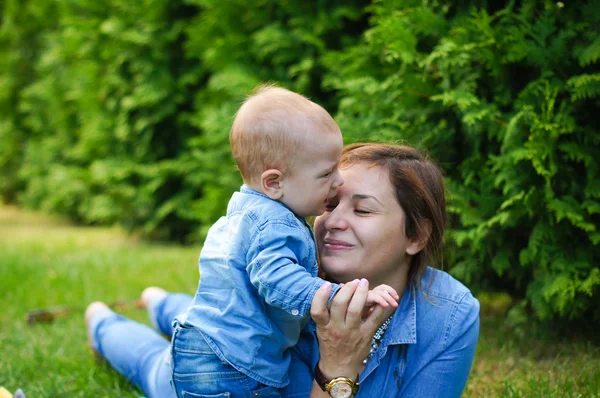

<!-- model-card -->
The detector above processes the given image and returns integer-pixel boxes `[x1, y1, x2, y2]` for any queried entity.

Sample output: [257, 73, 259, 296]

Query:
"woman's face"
[314, 163, 419, 288]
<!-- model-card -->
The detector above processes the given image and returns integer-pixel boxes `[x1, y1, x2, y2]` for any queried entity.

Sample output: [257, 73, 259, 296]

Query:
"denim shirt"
[176, 186, 340, 388]
[284, 267, 480, 397]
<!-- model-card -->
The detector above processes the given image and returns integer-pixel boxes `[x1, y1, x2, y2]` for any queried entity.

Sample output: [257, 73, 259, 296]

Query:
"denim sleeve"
[401, 293, 480, 397]
[246, 221, 340, 316]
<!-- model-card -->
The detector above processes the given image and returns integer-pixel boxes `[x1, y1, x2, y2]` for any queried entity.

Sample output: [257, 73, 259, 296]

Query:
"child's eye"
[321, 171, 332, 178]
[355, 209, 371, 215]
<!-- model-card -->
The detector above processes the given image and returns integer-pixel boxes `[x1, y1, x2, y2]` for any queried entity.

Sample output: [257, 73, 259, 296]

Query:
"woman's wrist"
[316, 359, 362, 381]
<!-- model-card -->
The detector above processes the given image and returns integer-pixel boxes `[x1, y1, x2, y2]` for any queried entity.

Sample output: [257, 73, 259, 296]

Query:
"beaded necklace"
[363, 316, 393, 364]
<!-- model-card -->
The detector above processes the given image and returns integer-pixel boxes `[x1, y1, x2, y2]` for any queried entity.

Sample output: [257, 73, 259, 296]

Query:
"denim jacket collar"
[240, 184, 269, 198]
[240, 185, 309, 226]
[359, 284, 417, 382]
[385, 284, 417, 346]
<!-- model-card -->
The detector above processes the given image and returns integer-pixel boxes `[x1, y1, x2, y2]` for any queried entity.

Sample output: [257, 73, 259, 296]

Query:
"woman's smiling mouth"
[323, 238, 354, 250]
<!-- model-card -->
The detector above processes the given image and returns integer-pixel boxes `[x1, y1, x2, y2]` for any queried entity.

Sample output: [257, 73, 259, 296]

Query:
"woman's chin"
[321, 261, 359, 283]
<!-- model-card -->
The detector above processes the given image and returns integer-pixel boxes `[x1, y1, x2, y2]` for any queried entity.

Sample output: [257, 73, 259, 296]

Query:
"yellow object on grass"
[0, 387, 12, 398]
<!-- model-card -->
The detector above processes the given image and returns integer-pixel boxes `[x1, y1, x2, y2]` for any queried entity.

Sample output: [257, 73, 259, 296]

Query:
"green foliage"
[324, 0, 600, 320]
[13, 0, 200, 241]
[1, 0, 599, 322]
[0, 0, 366, 241]
[0, 0, 56, 201]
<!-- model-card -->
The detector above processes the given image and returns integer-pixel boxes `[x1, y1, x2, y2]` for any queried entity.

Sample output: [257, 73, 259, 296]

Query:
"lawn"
[1, 206, 598, 397]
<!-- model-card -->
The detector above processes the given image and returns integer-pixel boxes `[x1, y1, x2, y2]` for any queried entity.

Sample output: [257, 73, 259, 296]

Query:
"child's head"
[230, 85, 344, 218]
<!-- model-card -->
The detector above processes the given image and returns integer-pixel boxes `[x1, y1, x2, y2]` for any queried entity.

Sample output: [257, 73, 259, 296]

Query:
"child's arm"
[246, 222, 340, 316]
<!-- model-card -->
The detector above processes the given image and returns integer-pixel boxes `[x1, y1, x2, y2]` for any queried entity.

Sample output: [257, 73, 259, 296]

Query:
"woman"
[85, 143, 479, 397]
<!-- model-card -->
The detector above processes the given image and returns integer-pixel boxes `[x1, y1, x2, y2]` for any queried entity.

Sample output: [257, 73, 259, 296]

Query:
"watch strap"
[313, 361, 359, 393]
[314, 361, 329, 391]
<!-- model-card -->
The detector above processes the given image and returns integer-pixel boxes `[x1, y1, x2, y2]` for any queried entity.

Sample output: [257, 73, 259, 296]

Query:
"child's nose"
[332, 171, 344, 189]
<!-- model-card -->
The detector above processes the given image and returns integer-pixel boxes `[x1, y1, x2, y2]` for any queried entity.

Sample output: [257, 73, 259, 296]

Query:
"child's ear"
[261, 169, 284, 200]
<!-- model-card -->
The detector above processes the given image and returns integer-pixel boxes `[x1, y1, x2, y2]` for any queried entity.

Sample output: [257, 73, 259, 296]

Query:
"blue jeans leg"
[89, 309, 175, 398]
[148, 293, 193, 337]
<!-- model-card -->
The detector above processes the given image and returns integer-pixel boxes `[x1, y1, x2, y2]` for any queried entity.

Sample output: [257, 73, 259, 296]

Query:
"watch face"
[330, 382, 353, 398]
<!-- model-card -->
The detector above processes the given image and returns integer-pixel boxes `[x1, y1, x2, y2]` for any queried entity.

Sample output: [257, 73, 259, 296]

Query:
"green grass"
[0, 206, 199, 397]
[1, 205, 599, 397]
[464, 315, 600, 398]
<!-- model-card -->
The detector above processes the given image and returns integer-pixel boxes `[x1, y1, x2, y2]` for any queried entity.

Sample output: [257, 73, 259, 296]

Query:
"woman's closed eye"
[354, 209, 371, 215]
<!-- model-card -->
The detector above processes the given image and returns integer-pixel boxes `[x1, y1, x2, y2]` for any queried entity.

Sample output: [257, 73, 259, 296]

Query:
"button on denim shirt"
[176, 186, 340, 388]
[284, 267, 480, 397]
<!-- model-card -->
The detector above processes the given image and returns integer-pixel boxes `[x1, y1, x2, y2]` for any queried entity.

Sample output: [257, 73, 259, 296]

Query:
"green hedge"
[1, 0, 367, 241]
[1, 0, 599, 321]
[326, 1, 600, 321]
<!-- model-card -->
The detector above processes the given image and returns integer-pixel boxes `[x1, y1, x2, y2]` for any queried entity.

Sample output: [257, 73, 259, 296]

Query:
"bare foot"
[84, 301, 110, 355]
[141, 287, 168, 309]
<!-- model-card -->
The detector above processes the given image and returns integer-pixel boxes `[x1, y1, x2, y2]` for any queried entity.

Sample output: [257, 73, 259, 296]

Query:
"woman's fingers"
[345, 279, 369, 328]
[310, 281, 332, 326]
[312, 279, 398, 332]
[328, 279, 359, 324]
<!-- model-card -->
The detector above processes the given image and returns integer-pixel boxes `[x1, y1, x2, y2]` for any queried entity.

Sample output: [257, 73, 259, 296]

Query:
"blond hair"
[230, 84, 340, 184]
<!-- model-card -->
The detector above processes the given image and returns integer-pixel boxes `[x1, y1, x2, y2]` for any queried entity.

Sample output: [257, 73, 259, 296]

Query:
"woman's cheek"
[313, 218, 325, 239]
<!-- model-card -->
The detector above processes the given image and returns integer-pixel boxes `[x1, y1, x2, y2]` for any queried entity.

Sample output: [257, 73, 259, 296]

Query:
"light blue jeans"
[170, 321, 281, 397]
[88, 293, 188, 398]
[89, 294, 282, 398]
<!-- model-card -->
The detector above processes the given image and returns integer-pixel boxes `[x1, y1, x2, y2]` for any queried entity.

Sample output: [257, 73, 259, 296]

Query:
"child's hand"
[366, 284, 400, 309]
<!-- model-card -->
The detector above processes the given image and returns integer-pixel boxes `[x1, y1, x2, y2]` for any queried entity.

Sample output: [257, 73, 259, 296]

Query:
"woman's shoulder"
[395, 268, 480, 391]
[419, 267, 477, 306]
[414, 267, 480, 348]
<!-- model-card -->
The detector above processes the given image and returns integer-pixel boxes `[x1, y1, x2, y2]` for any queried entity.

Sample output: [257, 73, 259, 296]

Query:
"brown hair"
[230, 84, 341, 184]
[340, 143, 446, 290]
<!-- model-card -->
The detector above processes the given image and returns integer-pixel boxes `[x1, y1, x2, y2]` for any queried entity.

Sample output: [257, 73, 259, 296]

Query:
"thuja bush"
[176, 0, 368, 240]
[1, 0, 367, 240]
[8, 0, 198, 239]
[0, 0, 57, 201]
[324, 0, 600, 320]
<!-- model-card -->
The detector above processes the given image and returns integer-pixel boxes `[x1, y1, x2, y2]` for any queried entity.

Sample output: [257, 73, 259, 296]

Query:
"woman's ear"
[406, 220, 432, 256]
[261, 169, 284, 200]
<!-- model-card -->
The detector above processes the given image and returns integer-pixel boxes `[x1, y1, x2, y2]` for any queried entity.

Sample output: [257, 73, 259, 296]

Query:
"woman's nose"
[324, 205, 348, 231]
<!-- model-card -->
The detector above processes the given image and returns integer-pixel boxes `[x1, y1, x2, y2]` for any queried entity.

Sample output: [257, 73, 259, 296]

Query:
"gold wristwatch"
[314, 361, 359, 398]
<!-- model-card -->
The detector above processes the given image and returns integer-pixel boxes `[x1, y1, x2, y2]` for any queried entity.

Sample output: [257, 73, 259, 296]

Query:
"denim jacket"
[285, 267, 480, 397]
[176, 186, 340, 388]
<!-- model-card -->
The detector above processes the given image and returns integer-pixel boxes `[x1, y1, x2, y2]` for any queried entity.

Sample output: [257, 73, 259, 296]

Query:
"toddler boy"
[172, 86, 397, 395]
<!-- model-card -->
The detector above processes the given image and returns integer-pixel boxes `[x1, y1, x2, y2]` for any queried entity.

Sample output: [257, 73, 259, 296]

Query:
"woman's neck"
[374, 262, 410, 305]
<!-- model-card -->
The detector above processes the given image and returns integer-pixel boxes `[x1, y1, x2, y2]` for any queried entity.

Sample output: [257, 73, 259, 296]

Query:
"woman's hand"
[310, 279, 396, 380]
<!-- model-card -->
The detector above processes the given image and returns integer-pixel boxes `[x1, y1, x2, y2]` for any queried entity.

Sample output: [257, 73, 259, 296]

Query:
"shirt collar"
[358, 284, 417, 383]
[384, 283, 417, 346]
[239, 185, 308, 223]
[240, 184, 269, 199]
